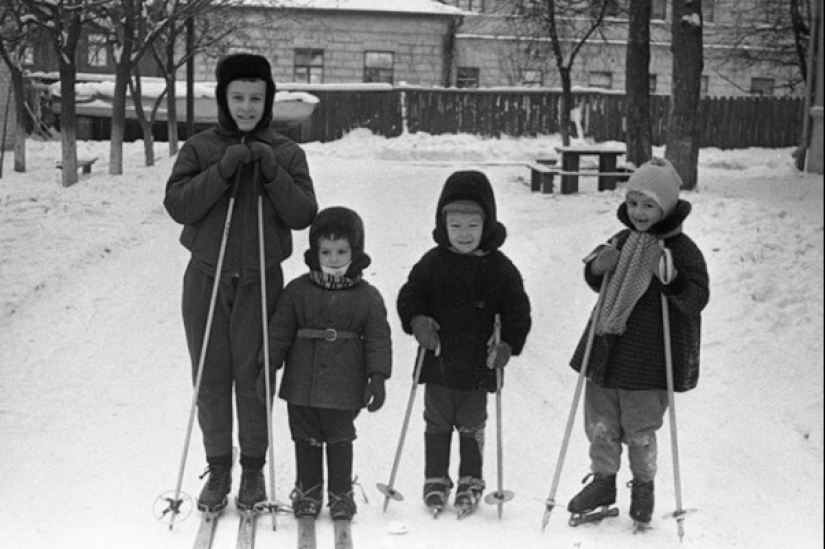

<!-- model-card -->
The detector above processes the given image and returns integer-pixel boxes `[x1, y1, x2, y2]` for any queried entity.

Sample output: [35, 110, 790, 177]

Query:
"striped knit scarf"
[309, 270, 361, 290]
[595, 231, 661, 335]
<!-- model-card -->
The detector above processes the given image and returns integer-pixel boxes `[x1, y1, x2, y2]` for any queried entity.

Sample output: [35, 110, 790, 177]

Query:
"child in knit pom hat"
[164, 53, 317, 512]
[566, 157, 709, 527]
[397, 170, 532, 514]
[258, 206, 392, 521]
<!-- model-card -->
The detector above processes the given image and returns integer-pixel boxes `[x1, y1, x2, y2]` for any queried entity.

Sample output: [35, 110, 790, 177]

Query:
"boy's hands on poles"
[590, 244, 620, 275]
[411, 315, 440, 351]
[651, 246, 677, 284]
[218, 143, 252, 180]
[249, 142, 280, 181]
[364, 374, 386, 412]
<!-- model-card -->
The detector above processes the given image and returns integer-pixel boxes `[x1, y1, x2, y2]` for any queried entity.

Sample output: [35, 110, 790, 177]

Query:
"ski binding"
[568, 505, 620, 527]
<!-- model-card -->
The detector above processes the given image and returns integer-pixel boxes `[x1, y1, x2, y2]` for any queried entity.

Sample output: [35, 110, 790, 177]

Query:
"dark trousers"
[288, 404, 358, 496]
[423, 384, 487, 481]
[182, 261, 283, 466]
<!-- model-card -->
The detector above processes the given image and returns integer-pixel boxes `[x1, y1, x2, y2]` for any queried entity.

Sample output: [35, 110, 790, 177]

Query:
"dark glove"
[255, 349, 282, 403]
[411, 315, 440, 351]
[218, 143, 251, 180]
[364, 374, 386, 412]
[650, 246, 677, 284]
[590, 244, 620, 275]
[249, 142, 280, 181]
[486, 342, 512, 369]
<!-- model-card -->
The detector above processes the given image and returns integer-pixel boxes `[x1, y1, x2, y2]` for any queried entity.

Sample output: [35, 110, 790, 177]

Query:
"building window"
[651, 0, 666, 20]
[592, 0, 622, 17]
[294, 49, 324, 84]
[521, 69, 543, 87]
[649, 74, 657, 94]
[588, 71, 613, 89]
[750, 77, 774, 97]
[87, 34, 108, 68]
[456, 0, 485, 11]
[457, 67, 480, 88]
[364, 51, 394, 84]
[703, 0, 714, 23]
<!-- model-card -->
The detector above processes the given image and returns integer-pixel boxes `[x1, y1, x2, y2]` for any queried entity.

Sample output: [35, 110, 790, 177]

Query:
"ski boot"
[567, 473, 619, 526]
[237, 467, 266, 510]
[197, 462, 232, 512]
[628, 478, 655, 533]
[291, 485, 323, 519]
[454, 477, 485, 519]
[423, 477, 453, 517]
[329, 490, 358, 521]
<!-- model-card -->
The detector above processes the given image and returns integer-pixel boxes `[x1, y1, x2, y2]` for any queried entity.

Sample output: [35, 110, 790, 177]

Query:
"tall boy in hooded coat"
[397, 170, 531, 514]
[164, 53, 317, 511]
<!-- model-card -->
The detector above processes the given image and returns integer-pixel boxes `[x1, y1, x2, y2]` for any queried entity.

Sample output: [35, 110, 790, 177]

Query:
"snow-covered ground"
[0, 130, 822, 548]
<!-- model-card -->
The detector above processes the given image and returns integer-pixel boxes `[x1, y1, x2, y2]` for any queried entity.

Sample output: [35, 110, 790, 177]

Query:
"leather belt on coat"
[297, 328, 362, 342]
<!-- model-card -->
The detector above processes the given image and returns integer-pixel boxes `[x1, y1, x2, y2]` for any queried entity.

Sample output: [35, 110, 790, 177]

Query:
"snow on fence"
[49, 84, 804, 149]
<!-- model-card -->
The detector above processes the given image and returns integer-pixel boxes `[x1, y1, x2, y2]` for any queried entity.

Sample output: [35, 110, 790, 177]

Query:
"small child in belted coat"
[566, 158, 709, 528]
[258, 206, 392, 522]
[397, 170, 532, 514]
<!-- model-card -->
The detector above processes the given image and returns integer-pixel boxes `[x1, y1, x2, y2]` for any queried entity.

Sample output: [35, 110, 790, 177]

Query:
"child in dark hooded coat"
[397, 170, 531, 513]
[260, 206, 392, 521]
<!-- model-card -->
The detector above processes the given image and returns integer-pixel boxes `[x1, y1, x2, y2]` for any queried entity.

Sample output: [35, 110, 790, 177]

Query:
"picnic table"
[553, 145, 628, 194]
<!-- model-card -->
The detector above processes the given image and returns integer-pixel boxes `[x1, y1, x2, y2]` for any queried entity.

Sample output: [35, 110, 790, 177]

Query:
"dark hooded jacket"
[164, 53, 317, 281]
[397, 171, 532, 392]
[570, 200, 709, 392]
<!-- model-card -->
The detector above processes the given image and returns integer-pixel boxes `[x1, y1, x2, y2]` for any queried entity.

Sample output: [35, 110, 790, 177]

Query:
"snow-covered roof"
[236, 0, 463, 16]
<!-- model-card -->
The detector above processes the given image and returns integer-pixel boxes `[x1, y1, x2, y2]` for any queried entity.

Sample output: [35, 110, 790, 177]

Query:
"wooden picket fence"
[295, 87, 804, 149]
[83, 85, 804, 150]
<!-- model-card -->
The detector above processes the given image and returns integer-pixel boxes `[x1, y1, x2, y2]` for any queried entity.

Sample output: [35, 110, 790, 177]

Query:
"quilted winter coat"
[570, 200, 710, 392]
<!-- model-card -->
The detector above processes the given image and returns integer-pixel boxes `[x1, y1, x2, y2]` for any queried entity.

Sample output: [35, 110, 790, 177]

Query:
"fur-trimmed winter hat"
[304, 206, 372, 277]
[214, 53, 276, 133]
[433, 170, 506, 252]
[625, 157, 683, 217]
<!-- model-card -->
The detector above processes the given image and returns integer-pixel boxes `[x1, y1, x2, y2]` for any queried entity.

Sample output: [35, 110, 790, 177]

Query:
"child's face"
[445, 211, 484, 254]
[318, 237, 352, 271]
[226, 79, 266, 132]
[625, 191, 664, 232]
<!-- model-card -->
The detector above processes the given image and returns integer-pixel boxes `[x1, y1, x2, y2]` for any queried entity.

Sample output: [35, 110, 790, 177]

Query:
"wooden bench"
[554, 146, 628, 194]
[56, 156, 98, 175]
[529, 158, 558, 194]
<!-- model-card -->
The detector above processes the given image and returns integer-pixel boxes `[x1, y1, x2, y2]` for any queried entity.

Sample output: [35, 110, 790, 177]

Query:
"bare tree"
[511, 0, 614, 145]
[148, 0, 243, 156]
[0, 0, 34, 173]
[665, 0, 703, 190]
[625, 0, 652, 167]
[20, 0, 100, 187]
[709, 0, 814, 94]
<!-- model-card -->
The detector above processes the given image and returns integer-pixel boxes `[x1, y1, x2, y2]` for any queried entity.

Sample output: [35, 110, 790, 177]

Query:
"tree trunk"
[11, 67, 27, 173]
[625, 0, 653, 167]
[58, 62, 78, 187]
[109, 66, 129, 176]
[666, 0, 704, 190]
[559, 67, 573, 146]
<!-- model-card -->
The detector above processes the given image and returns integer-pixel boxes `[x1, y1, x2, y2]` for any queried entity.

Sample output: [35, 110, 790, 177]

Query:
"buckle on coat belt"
[324, 328, 338, 341]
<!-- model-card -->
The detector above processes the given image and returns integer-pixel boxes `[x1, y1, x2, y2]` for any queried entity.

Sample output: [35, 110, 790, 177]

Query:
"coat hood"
[304, 206, 372, 277]
[432, 170, 506, 251]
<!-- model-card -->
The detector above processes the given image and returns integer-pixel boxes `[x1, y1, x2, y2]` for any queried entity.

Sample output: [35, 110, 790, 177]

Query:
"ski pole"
[658, 242, 692, 542]
[254, 160, 282, 531]
[165, 165, 244, 530]
[542, 270, 612, 532]
[484, 314, 514, 518]
[377, 345, 427, 512]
